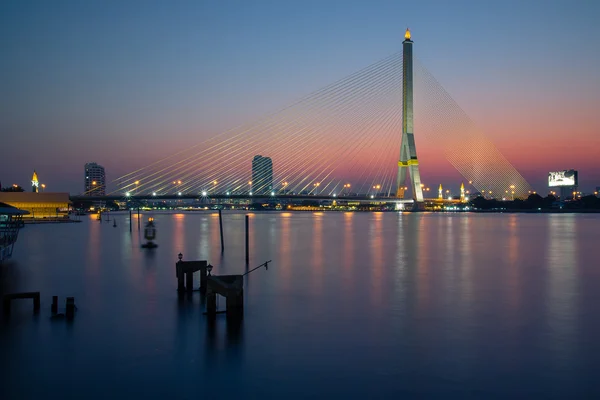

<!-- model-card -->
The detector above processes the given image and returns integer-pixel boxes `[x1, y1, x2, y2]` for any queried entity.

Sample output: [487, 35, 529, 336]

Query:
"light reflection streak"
[545, 214, 577, 367]
[310, 213, 324, 293]
[343, 212, 355, 294]
[369, 212, 384, 307]
[506, 214, 521, 312]
[279, 212, 291, 290]
[173, 213, 185, 257]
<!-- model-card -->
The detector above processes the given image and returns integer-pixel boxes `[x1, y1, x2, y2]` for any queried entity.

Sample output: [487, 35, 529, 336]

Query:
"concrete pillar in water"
[185, 272, 194, 292]
[206, 292, 217, 316]
[176, 262, 184, 292]
[226, 288, 244, 318]
[200, 266, 208, 293]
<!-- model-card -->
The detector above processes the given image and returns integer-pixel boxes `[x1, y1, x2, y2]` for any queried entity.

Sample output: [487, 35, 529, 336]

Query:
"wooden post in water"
[65, 297, 75, 319]
[51, 296, 58, 314]
[185, 272, 194, 292]
[129, 209, 132, 232]
[245, 215, 249, 264]
[176, 261, 185, 292]
[137, 207, 140, 231]
[206, 291, 217, 316]
[219, 210, 224, 253]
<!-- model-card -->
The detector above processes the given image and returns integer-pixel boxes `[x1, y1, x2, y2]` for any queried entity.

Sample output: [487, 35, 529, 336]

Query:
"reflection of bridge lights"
[202, 191, 207, 196]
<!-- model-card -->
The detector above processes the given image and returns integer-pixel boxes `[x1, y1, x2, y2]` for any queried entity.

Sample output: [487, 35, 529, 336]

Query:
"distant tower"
[396, 28, 424, 204]
[31, 170, 39, 193]
[251, 155, 273, 195]
[460, 182, 465, 202]
[84, 162, 106, 196]
[438, 184, 443, 200]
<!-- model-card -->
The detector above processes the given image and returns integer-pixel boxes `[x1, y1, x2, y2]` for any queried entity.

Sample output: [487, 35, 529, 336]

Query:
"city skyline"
[1, 1, 599, 193]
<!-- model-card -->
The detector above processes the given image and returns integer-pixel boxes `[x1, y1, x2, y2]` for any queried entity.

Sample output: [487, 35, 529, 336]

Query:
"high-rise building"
[251, 156, 273, 195]
[396, 28, 424, 204]
[84, 163, 106, 196]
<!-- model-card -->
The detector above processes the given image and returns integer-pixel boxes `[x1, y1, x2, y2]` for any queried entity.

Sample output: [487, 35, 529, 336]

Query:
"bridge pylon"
[396, 28, 424, 204]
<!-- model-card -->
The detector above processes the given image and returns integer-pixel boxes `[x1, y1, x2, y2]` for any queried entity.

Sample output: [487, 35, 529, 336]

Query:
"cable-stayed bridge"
[76, 30, 532, 207]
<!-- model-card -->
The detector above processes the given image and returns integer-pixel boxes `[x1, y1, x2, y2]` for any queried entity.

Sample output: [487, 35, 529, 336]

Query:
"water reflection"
[545, 214, 578, 368]
[279, 213, 291, 291]
[369, 213, 383, 307]
[310, 213, 324, 292]
[3, 212, 599, 398]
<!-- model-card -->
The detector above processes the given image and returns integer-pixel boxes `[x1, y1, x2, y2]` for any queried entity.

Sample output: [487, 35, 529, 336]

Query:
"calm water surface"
[1, 211, 599, 398]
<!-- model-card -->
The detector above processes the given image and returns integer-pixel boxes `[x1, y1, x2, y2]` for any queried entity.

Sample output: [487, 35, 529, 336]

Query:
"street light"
[343, 183, 351, 195]
[41, 184, 46, 192]
[178, 253, 183, 262]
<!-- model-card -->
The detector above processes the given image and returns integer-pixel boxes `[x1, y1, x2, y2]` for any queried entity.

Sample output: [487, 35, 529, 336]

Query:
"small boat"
[0, 202, 28, 263]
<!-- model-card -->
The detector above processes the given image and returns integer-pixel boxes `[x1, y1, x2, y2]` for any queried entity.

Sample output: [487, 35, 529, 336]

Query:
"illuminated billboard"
[548, 170, 578, 187]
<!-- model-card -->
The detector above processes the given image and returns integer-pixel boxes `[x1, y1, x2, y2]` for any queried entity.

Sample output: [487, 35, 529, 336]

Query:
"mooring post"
[65, 297, 75, 319]
[218, 209, 224, 253]
[129, 209, 132, 232]
[33, 293, 40, 312]
[245, 215, 249, 264]
[51, 296, 58, 314]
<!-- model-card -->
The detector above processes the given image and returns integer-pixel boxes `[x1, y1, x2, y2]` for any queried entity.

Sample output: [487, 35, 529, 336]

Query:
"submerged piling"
[65, 297, 75, 319]
[51, 296, 58, 314]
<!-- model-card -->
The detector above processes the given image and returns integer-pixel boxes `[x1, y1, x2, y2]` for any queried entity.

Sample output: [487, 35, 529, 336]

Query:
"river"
[1, 211, 599, 398]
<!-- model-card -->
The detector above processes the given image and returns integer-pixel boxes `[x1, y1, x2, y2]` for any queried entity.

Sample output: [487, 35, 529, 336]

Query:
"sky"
[1, 0, 599, 194]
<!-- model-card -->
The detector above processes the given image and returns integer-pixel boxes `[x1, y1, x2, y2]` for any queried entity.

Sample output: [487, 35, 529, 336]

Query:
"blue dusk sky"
[1, 0, 599, 193]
